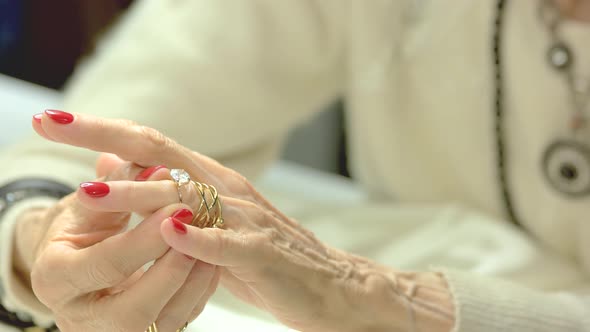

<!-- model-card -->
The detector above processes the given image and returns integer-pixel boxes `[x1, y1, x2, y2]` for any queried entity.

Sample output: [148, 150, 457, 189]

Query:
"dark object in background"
[0, 0, 133, 90]
[0, 1, 23, 62]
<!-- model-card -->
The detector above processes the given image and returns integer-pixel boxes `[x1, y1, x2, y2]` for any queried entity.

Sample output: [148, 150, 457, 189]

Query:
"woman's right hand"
[14, 154, 219, 332]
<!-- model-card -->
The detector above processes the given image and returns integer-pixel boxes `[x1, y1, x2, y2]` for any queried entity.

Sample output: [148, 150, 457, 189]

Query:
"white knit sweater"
[1, 0, 590, 330]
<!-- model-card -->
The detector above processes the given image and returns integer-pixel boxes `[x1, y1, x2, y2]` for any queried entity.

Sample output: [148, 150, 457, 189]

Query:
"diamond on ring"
[171, 169, 191, 203]
[171, 169, 191, 185]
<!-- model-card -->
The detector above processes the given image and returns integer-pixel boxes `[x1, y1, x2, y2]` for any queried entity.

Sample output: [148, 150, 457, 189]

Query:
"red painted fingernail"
[171, 209, 194, 224]
[135, 165, 167, 181]
[80, 182, 110, 197]
[44, 110, 74, 124]
[33, 113, 42, 123]
[171, 217, 188, 234]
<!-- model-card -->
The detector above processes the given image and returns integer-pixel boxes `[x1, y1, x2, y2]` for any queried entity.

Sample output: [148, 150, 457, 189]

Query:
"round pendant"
[547, 43, 573, 70]
[542, 140, 590, 197]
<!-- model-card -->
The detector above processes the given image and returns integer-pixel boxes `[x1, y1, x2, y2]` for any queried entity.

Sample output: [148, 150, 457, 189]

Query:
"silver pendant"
[547, 43, 573, 70]
[542, 140, 590, 197]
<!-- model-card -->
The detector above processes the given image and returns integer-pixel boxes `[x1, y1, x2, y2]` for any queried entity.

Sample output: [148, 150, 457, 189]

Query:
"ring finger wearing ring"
[78, 169, 225, 228]
[171, 169, 224, 228]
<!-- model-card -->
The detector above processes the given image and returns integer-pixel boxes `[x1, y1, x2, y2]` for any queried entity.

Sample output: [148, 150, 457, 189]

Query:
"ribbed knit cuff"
[440, 268, 586, 332]
[0, 197, 57, 327]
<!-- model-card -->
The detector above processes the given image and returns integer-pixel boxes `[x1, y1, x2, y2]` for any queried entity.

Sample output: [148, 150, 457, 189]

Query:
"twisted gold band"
[191, 181, 224, 229]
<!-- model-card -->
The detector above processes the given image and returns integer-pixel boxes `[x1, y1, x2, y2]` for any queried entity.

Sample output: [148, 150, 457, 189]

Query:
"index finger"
[37, 110, 212, 179]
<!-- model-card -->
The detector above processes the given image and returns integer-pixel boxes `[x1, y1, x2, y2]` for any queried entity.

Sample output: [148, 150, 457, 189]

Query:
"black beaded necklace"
[493, 0, 590, 227]
[492, 0, 521, 226]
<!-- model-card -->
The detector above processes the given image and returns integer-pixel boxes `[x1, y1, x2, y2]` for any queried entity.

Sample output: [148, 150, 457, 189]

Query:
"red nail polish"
[135, 165, 167, 181]
[33, 113, 42, 123]
[80, 182, 110, 197]
[45, 110, 74, 124]
[171, 217, 188, 234]
[171, 209, 194, 224]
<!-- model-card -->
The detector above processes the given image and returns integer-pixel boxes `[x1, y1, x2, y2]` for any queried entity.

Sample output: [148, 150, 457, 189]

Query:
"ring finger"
[77, 179, 240, 228]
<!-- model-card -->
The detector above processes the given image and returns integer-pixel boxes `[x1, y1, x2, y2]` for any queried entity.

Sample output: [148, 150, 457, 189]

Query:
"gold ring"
[147, 322, 159, 332]
[170, 169, 191, 203]
[191, 181, 224, 229]
[177, 322, 189, 332]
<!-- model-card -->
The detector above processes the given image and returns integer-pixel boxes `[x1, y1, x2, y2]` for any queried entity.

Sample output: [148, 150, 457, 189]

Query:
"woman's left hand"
[35, 111, 455, 332]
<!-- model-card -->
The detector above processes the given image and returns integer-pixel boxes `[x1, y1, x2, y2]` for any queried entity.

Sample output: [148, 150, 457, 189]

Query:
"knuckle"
[126, 180, 139, 203]
[87, 264, 117, 288]
[247, 231, 269, 250]
[263, 227, 282, 244]
[86, 256, 127, 288]
[204, 228, 234, 263]
[249, 203, 269, 222]
[92, 117, 109, 136]
[233, 171, 249, 186]
[233, 171, 255, 192]
[211, 228, 229, 252]
[108, 162, 134, 181]
[241, 201, 274, 228]
[117, 118, 139, 128]
[230, 173, 266, 205]
[138, 125, 173, 152]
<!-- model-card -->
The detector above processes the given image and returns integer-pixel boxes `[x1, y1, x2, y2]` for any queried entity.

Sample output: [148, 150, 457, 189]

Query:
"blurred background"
[0, 0, 348, 176]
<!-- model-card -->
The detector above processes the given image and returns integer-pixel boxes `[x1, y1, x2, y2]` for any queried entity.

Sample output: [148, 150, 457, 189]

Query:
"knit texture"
[444, 268, 589, 332]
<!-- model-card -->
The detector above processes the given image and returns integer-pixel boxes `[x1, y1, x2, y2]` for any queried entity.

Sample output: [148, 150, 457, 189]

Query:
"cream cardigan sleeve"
[444, 270, 590, 331]
[0, 0, 345, 324]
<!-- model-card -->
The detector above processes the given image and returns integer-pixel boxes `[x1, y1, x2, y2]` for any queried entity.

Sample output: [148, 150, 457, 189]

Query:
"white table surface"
[0, 74, 366, 331]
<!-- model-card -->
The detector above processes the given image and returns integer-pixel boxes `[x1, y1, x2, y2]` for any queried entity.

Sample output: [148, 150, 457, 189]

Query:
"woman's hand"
[18, 116, 220, 332]
[33, 110, 455, 332]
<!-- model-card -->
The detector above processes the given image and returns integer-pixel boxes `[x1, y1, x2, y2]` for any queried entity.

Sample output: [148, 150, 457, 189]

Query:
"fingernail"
[44, 109, 74, 124]
[171, 209, 193, 224]
[135, 165, 167, 181]
[171, 217, 188, 234]
[80, 182, 110, 197]
[33, 113, 42, 123]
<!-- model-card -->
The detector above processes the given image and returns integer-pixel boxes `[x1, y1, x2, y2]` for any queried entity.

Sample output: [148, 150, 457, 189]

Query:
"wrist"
[320, 249, 410, 332]
[324, 246, 455, 332]
[361, 269, 455, 332]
